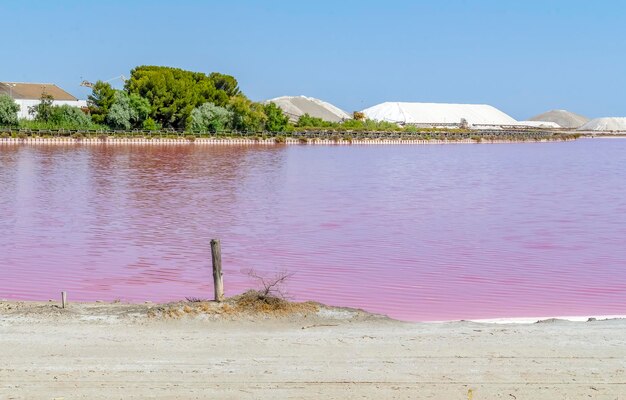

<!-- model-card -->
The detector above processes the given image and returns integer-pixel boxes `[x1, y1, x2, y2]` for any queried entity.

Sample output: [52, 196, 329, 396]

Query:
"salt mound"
[528, 110, 588, 129]
[517, 121, 561, 128]
[266, 96, 351, 123]
[578, 117, 626, 132]
[361, 102, 517, 126]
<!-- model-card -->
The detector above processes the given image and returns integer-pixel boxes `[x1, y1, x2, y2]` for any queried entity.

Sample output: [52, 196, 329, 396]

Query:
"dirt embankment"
[1, 298, 625, 399]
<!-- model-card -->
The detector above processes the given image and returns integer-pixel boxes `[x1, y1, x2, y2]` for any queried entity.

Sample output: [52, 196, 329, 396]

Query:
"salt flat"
[0, 302, 624, 399]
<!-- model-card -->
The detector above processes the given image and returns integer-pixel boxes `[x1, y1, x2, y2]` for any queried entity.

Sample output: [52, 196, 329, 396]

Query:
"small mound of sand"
[528, 110, 589, 129]
[153, 291, 320, 319]
[579, 117, 626, 132]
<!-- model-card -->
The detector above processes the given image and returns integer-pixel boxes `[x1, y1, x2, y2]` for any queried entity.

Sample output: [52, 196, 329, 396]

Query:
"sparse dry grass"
[151, 290, 319, 320]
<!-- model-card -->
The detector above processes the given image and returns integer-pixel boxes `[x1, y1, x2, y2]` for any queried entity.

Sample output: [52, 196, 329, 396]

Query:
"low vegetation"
[153, 270, 318, 319]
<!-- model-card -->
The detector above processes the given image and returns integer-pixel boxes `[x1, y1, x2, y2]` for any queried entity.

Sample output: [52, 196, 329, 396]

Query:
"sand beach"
[1, 300, 624, 399]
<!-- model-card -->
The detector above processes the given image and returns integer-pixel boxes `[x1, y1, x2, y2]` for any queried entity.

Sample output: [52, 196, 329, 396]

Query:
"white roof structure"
[528, 110, 588, 129]
[578, 117, 626, 132]
[266, 95, 351, 123]
[361, 102, 517, 126]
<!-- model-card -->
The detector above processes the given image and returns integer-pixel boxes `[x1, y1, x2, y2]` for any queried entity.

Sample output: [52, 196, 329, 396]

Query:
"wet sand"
[1, 301, 624, 399]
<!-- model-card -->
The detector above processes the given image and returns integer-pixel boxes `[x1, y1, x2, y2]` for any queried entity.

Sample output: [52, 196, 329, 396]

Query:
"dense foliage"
[264, 102, 290, 132]
[48, 105, 93, 128]
[0, 94, 20, 126]
[87, 81, 116, 124]
[189, 102, 232, 132]
[28, 93, 55, 121]
[2, 65, 424, 134]
[228, 95, 267, 132]
[125, 66, 233, 129]
[106, 91, 151, 130]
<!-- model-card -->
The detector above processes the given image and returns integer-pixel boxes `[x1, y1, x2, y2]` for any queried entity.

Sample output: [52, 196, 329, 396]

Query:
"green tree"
[126, 66, 232, 129]
[88, 81, 116, 124]
[0, 94, 20, 126]
[209, 72, 241, 97]
[142, 117, 161, 130]
[128, 93, 151, 127]
[297, 113, 332, 128]
[29, 93, 54, 121]
[189, 102, 233, 132]
[106, 91, 151, 130]
[263, 102, 290, 132]
[228, 96, 267, 132]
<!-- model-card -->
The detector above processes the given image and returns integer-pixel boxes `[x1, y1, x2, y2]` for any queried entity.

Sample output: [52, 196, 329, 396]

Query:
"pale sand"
[1, 301, 625, 399]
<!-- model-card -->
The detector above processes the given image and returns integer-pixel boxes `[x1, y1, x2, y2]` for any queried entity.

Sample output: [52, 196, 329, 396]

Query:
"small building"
[0, 82, 87, 120]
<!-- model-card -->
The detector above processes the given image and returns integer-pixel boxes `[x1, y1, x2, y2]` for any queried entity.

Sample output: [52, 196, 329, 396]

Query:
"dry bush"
[247, 269, 294, 299]
[186, 297, 210, 303]
[152, 269, 318, 319]
[231, 290, 318, 315]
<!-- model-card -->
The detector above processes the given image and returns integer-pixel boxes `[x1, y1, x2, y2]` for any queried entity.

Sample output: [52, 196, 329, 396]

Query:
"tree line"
[0, 66, 291, 132]
[1, 65, 407, 133]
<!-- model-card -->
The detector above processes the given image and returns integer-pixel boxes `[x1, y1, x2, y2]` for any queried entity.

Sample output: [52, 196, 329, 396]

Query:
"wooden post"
[211, 239, 224, 302]
[61, 291, 67, 309]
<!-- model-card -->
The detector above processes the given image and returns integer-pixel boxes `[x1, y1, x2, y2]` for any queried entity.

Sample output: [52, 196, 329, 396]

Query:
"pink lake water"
[1, 139, 625, 321]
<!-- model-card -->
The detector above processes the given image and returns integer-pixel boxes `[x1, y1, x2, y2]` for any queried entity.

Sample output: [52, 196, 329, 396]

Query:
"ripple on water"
[1, 140, 626, 321]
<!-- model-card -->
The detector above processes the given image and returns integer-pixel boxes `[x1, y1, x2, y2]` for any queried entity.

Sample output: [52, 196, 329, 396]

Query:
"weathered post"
[211, 239, 224, 302]
[61, 291, 67, 309]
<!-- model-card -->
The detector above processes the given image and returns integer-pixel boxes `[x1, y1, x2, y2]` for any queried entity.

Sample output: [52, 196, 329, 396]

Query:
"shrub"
[189, 102, 232, 132]
[0, 94, 20, 126]
[228, 96, 267, 132]
[142, 117, 160, 131]
[106, 91, 151, 130]
[28, 93, 54, 121]
[263, 102, 290, 132]
[50, 105, 93, 128]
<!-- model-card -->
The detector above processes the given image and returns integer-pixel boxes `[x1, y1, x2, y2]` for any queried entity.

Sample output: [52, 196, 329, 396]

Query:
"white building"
[0, 82, 87, 120]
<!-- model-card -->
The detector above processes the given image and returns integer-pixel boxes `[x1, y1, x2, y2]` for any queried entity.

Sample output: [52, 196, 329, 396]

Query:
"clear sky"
[1, 0, 625, 119]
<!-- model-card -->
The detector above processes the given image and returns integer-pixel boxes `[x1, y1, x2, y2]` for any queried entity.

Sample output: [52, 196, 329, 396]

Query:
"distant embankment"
[0, 129, 580, 145]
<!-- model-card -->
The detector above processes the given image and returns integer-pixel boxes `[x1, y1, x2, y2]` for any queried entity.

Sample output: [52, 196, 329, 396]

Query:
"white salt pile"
[578, 118, 626, 132]
[516, 121, 561, 128]
[361, 102, 517, 126]
[528, 110, 588, 129]
[266, 96, 351, 123]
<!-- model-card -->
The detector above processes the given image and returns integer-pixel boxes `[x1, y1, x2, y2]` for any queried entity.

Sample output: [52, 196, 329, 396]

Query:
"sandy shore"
[1, 301, 624, 399]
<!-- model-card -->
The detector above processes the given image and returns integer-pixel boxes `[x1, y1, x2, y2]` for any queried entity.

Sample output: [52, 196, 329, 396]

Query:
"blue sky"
[1, 0, 625, 119]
